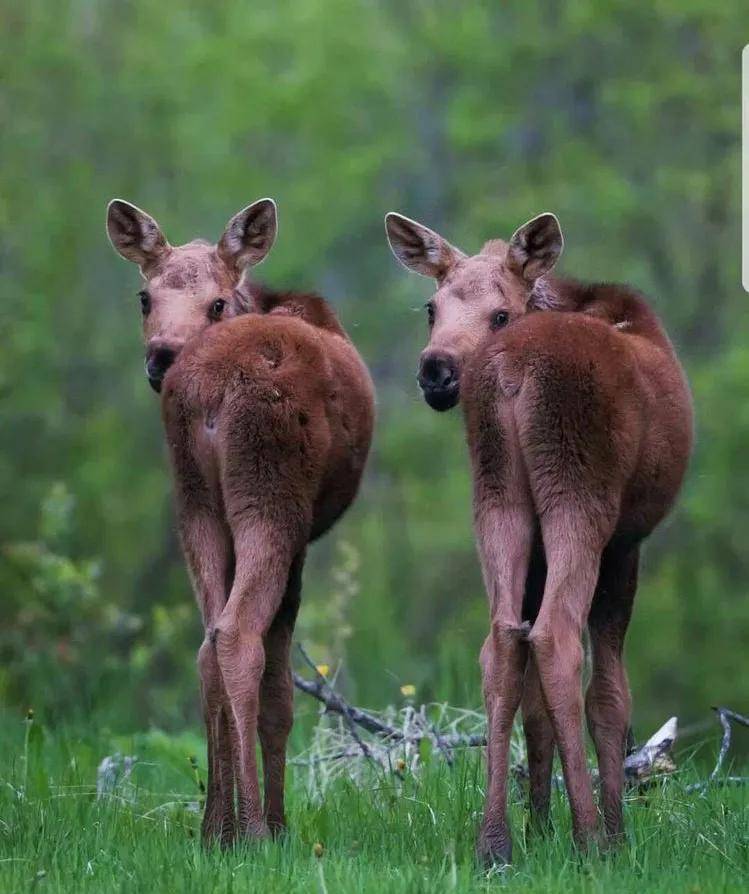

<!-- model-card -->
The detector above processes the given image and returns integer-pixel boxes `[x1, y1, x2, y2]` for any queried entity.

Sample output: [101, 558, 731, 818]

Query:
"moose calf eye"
[491, 310, 509, 331]
[138, 291, 151, 316]
[209, 298, 227, 320]
[425, 301, 435, 327]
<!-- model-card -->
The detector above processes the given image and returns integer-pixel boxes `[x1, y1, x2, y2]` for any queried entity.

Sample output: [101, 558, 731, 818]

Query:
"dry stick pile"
[291, 644, 749, 794]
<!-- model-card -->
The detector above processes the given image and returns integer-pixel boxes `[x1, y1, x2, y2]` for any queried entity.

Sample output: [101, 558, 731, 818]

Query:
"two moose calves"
[108, 197, 692, 861]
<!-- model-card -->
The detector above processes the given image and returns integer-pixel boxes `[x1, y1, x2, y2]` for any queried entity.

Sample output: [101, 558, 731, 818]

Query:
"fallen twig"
[295, 644, 376, 763]
[291, 646, 746, 796]
[291, 650, 492, 792]
[293, 667, 486, 750]
[685, 706, 749, 793]
[293, 671, 401, 740]
[623, 716, 678, 782]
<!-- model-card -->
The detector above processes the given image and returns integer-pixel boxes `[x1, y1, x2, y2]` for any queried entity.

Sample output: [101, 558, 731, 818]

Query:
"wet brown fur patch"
[249, 285, 347, 336]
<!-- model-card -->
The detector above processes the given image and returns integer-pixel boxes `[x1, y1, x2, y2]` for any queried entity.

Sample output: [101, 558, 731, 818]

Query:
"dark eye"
[138, 290, 150, 316]
[490, 310, 509, 331]
[209, 298, 227, 321]
[425, 301, 435, 327]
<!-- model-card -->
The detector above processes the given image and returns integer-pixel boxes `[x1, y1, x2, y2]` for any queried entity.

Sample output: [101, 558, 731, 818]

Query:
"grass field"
[1, 712, 747, 893]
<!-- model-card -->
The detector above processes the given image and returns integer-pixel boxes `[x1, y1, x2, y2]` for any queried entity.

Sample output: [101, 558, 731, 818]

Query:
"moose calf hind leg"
[197, 638, 236, 847]
[584, 644, 630, 843]
[258, 553, 303, 834]
[214, 523, 297, 840]
[214, 620, 268, 839]
[528, 534, 605, 852]
[258, 636, 294, 834]
[521, 658, 555, 832]
[475, 498, 535, 867]
[178, 506, 236, 848]
[585, 547, 637, 844]
[478, 625, 528, 866]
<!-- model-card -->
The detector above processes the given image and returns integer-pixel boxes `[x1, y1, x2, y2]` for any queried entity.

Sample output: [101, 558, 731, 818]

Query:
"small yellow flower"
[315, 664, 330, 677]
[313, 841, 325, 858]
[400, 684, 416, 698]
[395, 758, 407, 772]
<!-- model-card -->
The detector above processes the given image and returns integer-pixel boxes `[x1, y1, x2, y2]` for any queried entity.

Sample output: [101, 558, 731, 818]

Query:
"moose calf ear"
[218, 198, 277, 271]
[508, 213, 563, 281]
[385, 212, 464, 279]
[106, 199, 170, 269]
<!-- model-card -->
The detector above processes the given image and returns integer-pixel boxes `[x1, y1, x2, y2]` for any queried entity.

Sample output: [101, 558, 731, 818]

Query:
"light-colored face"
[107, 198, 277, 391]
[385, 212, 563, 410]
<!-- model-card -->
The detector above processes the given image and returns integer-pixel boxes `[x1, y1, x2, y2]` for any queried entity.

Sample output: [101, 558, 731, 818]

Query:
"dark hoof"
[601, 829, 626, 853]
[239, 820, 271, 842]
[477, 826, 513, 868]
[267, 818, 288, 839]
[201, 816, 236, 849]
[572, 829, 603, 857]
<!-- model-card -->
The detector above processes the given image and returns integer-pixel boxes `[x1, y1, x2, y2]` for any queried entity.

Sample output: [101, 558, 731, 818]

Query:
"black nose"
[417, 352, 460, 411]
[418, 353, 457, 390]
[145, 344, 177, 392]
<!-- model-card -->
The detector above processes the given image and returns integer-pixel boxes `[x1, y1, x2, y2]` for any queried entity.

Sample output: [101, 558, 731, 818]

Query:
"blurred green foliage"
[0, 1, 747, 735]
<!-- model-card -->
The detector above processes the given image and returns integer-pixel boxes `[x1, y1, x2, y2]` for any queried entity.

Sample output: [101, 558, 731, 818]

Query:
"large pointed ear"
[385, 212, 464, 279]
[507, 213, 563, 281]
[106, 199, 170, 269]
[217, 198, 277, 272]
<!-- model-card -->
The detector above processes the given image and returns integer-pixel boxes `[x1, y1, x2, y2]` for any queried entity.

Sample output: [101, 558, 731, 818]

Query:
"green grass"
[1, 713, 747, 893]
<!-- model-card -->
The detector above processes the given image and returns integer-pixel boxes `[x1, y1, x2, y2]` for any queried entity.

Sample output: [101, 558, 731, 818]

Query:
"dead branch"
[292, 646, 747, 796]
[293, 671, 402, 740]
[685, 706, 749, 793]
[295, 644, 376, 763]
[623, 717, 678, 782]
[293, 666, 485, 750]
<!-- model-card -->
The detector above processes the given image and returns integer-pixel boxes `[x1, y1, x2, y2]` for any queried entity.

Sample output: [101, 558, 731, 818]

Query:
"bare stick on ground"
[292, 647, 748, 796]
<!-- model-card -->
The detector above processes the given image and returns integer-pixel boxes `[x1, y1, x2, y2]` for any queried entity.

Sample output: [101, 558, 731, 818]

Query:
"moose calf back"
[162, 296, 374, 548]
[464, 281, 693, 545]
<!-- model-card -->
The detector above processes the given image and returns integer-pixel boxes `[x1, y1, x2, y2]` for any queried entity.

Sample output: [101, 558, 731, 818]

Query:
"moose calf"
[108, 198, 374, 844]
[385, 210, 692, 863]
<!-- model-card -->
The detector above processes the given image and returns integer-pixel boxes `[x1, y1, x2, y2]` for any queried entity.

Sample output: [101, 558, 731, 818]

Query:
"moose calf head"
[385, 211, 563, 411]
[107, 198, 277, 392]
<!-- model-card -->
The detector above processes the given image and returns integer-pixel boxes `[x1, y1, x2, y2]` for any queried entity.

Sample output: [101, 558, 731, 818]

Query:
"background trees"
[1, 0, 746, 737]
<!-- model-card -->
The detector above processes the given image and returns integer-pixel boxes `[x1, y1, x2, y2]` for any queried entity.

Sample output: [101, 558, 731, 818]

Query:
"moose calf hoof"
[477, 824, 513, 868]
[601, 828, 627, 853]
[571, 828, 604, 858]
[267, 817, 288, 839]
[201, 816, 236, 850]
[239, 819, 272, 843]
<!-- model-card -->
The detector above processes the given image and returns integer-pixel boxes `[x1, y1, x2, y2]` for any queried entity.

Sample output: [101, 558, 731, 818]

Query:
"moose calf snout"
[418, 351, 460, 411]
[145, 340, 181, 392]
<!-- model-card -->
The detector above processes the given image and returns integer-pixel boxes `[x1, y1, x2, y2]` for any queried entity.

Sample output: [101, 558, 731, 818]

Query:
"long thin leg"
[476, 496, 535, 866]
[528, 520, 605, 851]
[197, 643, 235, 845]
[520, 543, 555, 831]
[585, 544, 638, 843]
[213, 520, 296, 839]
[259, 551, 304, 833]
[180, 509, 236, 846]
[522, 658, 555, 830]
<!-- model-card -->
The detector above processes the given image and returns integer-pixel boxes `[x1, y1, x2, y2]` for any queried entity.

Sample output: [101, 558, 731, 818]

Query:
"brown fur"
[386, 211, 693, 864]
[108, 199, 374, 844]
